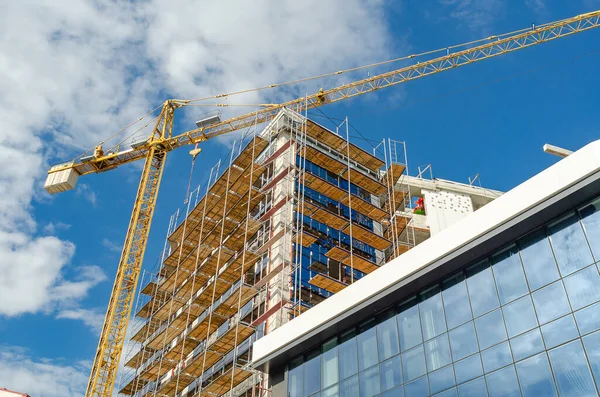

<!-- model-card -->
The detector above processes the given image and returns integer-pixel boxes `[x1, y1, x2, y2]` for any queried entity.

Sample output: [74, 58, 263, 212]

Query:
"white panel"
[423, 189, 474, 235]
[252, 139, 600, 366]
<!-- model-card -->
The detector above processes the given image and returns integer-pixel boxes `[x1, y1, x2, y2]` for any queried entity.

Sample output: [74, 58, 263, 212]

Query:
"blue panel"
[509, 328, 544, 362]
[541, 314, 579, 349]
[397, 302, 422, 352]
[404, 375, 429, 397]
[357, 321, 379, 371]
[379, 355, 402, 392]
[381, 386, 404, 397]
[457, 377, 488, 397]
[548, 214, 594, 276]
[420, 288, 447, 341]
[378, 312, 400, 361]
[339, 329, 358, 380]
[548, 340, 597, 397]
[454, 354, 483, 385]
[466, 261, 500, 317]
[491, 246, 529, 304]
[580, 199, 600, 261]
[402, 345, 427, 382]
[475, 309, 507, 350]
[449, 322, 479, 361]
[434, 388, 458, 397]
[583, 330, 600, 391]
[321, 385, 339, 397]
[359, 366, 381, 397]
[563, 265, 600, 310]
[289, 357, 304, 397]
[481, 341, 513, 373]
[485, 365, 521, 397]
[502, 295, 538, 338]
[515, 353, 557, 397]
[575, 301, 600, 336]
[339, 375, 359, 397]
[305, 348, 321, 396]
[429, 365, 456, 395]
[518, 229, 560, 291]
[442, 275, 473, 330]
[425, 334, 452, 372]
[531, 280, 571, 324]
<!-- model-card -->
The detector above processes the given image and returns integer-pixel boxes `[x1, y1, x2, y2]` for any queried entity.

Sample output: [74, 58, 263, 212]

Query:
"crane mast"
[42, 10, 600, 397]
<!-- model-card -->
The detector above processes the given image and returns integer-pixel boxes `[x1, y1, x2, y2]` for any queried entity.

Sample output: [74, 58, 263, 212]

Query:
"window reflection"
[485, 365, 520, 397]
[339, 375, 359, 397]
[580, 199, 600, 261]
[442, 275, 473, 330]
[377, 311, 400, 361]
[322, 338, 338, 389]
[502, 295, 537, 338]
[575, 301, 600, 335]
[357, 321, 379, 371]
[454, 354, 483, 385]
[491, 246, 528, 304]
[429, 365, 455, 395]
[515, 353, 557, 397]
[548, 340, 597, 397]
[449, 322, 479, 361]
[289, 357, 304, 397]
[582, 330, 600, 391]
[338, 329, 358, 380]
[425, 334, 452, 372]
[402, 345, 427, 382]
[531, 280, 571, 324]
[380, 355, 402, 392]
[397, 301, 422, 352]
[510, 328, 544, 362]
[404, 375, 429, 397]
[305, 348, 321, 396]
[466, 261, 500, 317]
[518, 229, 560, 291]
[481, 341, 512, 373]
[474, 309, 507, 350]
[457, 376, 488, 397]
[548, 213, 594, 276]
[420, 287, 447, 341]
[359, 366, 380, 397]
[541, 314, 579, 349]
[563, 265, 600, 310]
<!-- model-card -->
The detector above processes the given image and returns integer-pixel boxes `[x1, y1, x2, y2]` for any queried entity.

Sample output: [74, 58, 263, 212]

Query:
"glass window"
[481, 341, 512, 373]
[485, 365, 520, 397]
[381, 386, 404, 397]
[359, 366, 381, 397]
[563, 265, 600, 310]
[305, 348, 321, 397]
[576, 301, 600, 335]
[289, 357, 304, 397]
[531, 280, 571, 324]
[548, 339, 597, 397]
[454, 354, 483, 385]
[583, 330, 600, 391]
[541, 314, 579, 349]
[429, 365, 456, 395]
[420, 288, 447, 341]
[402, 345, 427, 382]
[434, 388, 458, 397]
[322, 337, 339, 389]
[377, 311, 400, 361]
[466, 261, 500, 317]
[492, 246, 528, 304]
[515, 352, 557, 397]
[425, 334, 452, 372]
[510, 328, 544, 362]
[502, 295, 538, 338]
[339, 329, 358, 380]
[357, 321, 379, 371]
[580, 199, 600, 261]
[321, 385, 339, 397]
[518, 229, 560, 291]
[475, 309, 507, 350]
[339, 375, 359, 397]
[380, 355, 402, 392]
[449, 322, 479, 361]
[404, 375, 429, 397]
[397, 301, 422, 352]
[457, 376, 488, 397]
[442, 275, 473, 330]
[548, 214, 594, 276]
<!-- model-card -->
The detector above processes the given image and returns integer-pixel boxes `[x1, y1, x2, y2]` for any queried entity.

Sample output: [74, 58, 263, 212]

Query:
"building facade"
[119, 109, 500, 397]
[252, 140, 600, 397]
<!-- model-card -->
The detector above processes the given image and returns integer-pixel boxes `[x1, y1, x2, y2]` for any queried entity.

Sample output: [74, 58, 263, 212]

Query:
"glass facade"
[286, 198, 600, 397]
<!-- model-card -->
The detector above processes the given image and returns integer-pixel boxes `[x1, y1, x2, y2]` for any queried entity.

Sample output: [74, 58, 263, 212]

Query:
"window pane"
[518, 229, 560, 291]
[434, 388, 458, 397]
[563, 265, 600, 310]
[357, 321, 379, 371]
[449, 322, 479, 361]
[339, 329, 358, 380]
[580, 199, 600, 261]
[481, 341, 512, 373]
[321, 385, 339, 397]
[378, 311, 400, 361]
[304, 348, 321, 397]
[322, 338, 338, 389]
[381, 386, 404, 397]
[510, 328, 544, 362]
[397, 301, 422, 352]
[502, 295, 538, 338]
[531, 280, 571, 324]
[359, 366, 381, 397]
[402, 345, 427, 382]
[340, 375, 359, 397]
[467, 261, 500, 317]
[457, 376, 488, 397]
[475, 309, 507, 350]
[492, 247, 528, 304]
[420, 288, 447, 341]
[404, 375, 429, 397]
[454, 354, 483, 385]
[515, 352, 557, 397]
[548, 339, 597, 397]
[442, 275, 473, 330]
[429, 365, 456, 395]
[380, 355, 402, 392]
[549, 214, 594, 276]
[583, 330, 600, 391]
[425, 334, 452, 372]
[485, 365, 520, 397]
[576, 301, 600, 335]
[541, 314, 579, 349]
[289, 357, 304, 397]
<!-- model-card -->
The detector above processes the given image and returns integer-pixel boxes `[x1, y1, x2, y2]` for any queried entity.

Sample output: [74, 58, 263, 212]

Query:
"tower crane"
[44, 10, 600, 397]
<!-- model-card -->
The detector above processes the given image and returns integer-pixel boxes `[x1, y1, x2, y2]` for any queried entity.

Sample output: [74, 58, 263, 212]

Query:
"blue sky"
[1, 0, 599, 395]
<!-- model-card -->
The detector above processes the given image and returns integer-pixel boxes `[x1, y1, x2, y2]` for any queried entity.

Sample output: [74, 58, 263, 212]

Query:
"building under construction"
[118, 109, 501, 397]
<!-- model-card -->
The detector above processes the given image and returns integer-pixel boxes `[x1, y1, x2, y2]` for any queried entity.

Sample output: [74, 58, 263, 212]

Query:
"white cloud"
[0, 0, 394, 324]
[439, 0, 504, 34]
[102, 238, 122, 254]
[525, 0, 547, 15]
[0, 346, 88, 397]
[56, 308, 105, 335]
[76, 184, 97, 207]
[43, 221, 71, 235]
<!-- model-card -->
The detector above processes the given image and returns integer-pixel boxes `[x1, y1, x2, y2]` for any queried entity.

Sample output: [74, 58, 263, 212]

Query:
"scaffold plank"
[141, 281, 159, 296]
[327, 246, 379, 275]
[210, 322, 255, 355]
[382, 190, 408, 214]
[214, 284, 257, 317]
[309, 273, 346, 294]
[300, 201, 348, 231]
[381, 163, 407, 187]
[293, 230, 318, 248]
[302, 146, 347, 174]
[342, 223, 392, 251]
[384, 215, 410, 241]
[199, 367, 253, 397]
[343, 167, 387, 195]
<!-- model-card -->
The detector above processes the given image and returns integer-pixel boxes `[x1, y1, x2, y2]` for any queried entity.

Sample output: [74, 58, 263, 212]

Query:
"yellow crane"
[44, 10, 600, 397]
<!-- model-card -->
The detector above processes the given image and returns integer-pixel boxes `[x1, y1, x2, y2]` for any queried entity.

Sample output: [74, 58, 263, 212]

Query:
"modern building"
[118, 109, 501, 397]
[252, 139, 600, 397]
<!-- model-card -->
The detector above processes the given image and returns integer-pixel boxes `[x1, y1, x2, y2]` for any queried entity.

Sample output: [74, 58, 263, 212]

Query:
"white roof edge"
[252, 139, 600, 365]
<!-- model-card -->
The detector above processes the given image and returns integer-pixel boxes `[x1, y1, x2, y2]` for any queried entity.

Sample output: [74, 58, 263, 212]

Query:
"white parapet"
[44, 162, 79, 194]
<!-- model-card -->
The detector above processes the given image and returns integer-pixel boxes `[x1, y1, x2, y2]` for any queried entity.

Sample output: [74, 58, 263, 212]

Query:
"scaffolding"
[119, 108, 425, 397]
